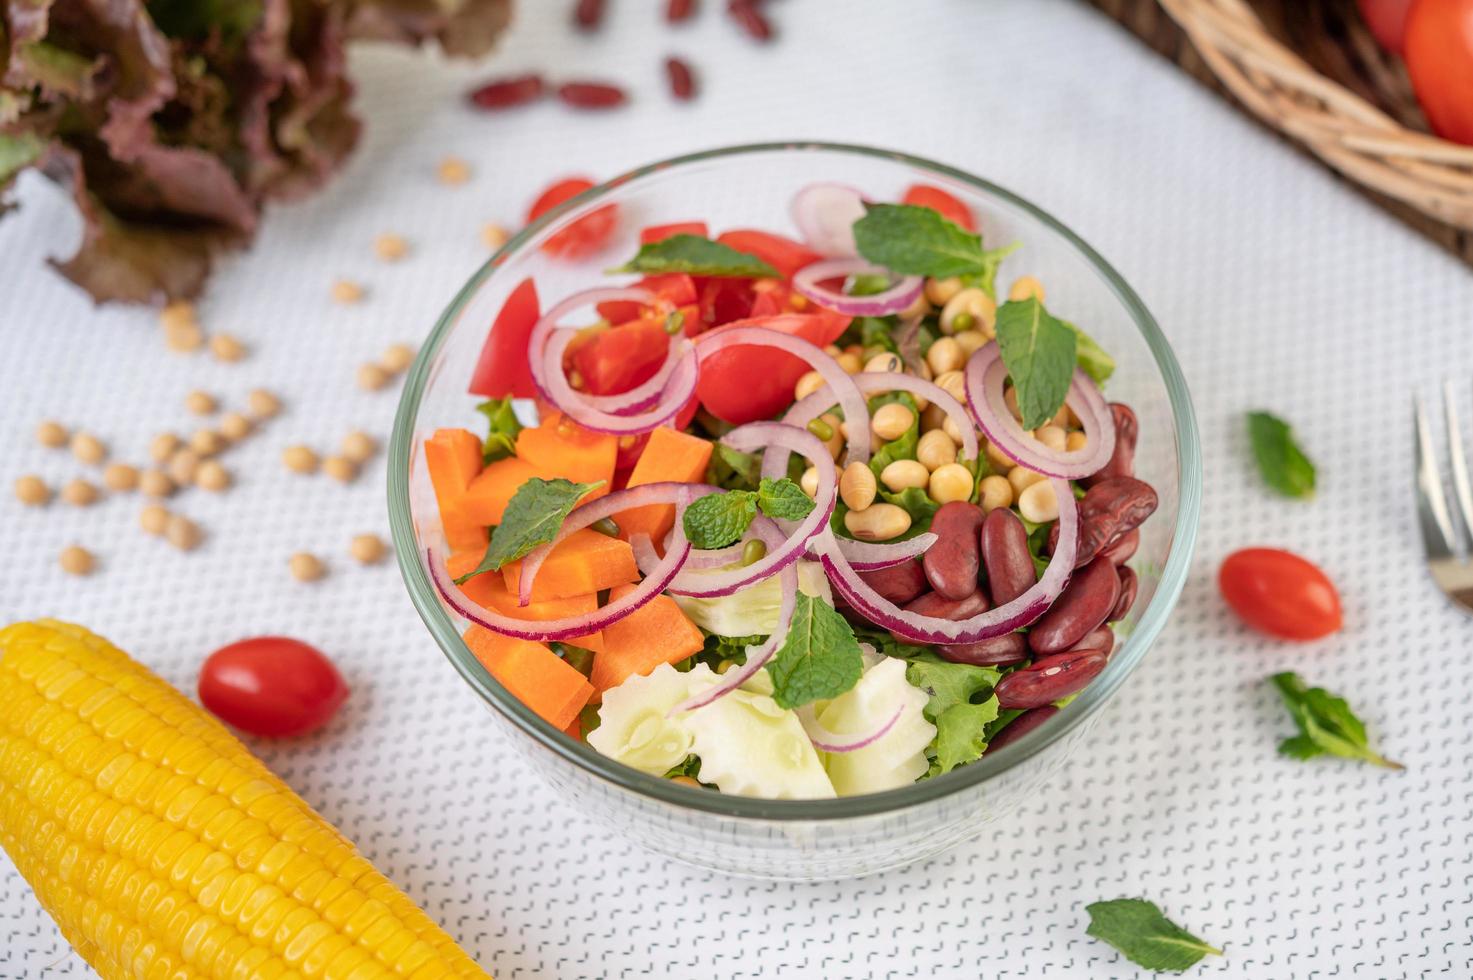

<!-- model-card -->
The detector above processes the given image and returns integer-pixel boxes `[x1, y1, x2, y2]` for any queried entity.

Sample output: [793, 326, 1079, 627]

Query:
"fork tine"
[1416, 395, 1458, 560]
[1442, 380, 1473, 552]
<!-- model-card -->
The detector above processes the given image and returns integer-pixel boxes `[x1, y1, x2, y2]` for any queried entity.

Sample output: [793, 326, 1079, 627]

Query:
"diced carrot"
[424, 428, 488, 553]
[589, 583, 705, 696]
[515, 411, 617, 489]
[448, 551, 608, 653]
[456, 456, 543, 526]
[618, 427, 714, 547]
[502, 528, 638, 601]
[462, 626, 593, 730]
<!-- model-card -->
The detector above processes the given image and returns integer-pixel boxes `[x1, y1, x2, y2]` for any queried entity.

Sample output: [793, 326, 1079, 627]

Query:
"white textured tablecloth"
[4, 1, 1473, 976]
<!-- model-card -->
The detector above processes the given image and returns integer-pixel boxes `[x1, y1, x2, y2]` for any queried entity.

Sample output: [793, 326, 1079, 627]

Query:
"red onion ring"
[827, 534, 937, 571]
[792, 258, 923, 318]
[695, 326, 871, 463]
[963, 341, 1114, 479]
[797, 702, 905, 753]
[666, 423, 836, 598]
[814, 475, 1078, 643]
[789, 182, 865, 256]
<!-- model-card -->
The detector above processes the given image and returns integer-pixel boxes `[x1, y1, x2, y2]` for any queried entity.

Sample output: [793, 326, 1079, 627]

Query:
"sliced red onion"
[797, 702, 904, 753]
[579, 337, 690, 415]
[814, 476, 1078, 643]
[429, 538, 690, 643]
[793, 258, 923, 317]
[541, 329, 699, 436]
[666, 423, 835, 598]
[789, 182, 865, 257]
[963, 341, 1114, 479]
[696, 326, 871, 464]
[518, 481, 702, 606]
[825, 533, 937, 571]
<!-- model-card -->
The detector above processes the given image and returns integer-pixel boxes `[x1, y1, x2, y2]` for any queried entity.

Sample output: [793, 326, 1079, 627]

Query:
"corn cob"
[0, 620, 492, 980]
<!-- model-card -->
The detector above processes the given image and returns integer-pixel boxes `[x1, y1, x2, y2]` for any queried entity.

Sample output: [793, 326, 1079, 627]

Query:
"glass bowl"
[389, 142, 1201, 881]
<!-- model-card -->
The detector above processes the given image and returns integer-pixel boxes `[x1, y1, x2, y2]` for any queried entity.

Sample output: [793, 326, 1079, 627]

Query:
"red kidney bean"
[1068, 625, 1115, 658]
[573, 0, 605, 30]
[1111, 566, 1138, 623]
[923, 502, 985, 601]
[727, 0, 773, 40]
[1028, 557, 1121, 654]
[985, 705, 1058, 753]
[665, 57, 696, 101]
[894, 589, 989, 643]
[994, 651, 1108, 710]
[1083, 403, 1137, 487]
[468, 74, 545, 110]
[857, 560, 928, 605]
[1101, 528, 1139, 566]
[667, 0, 696, 21]
[981, 508, 1035, 606]
[938, 632, 1028, 667]
[1073, 477, 1158, 567]
[556, 81, 628, 109]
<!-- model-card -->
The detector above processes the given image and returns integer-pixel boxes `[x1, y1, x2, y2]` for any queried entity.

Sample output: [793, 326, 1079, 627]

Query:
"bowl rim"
[389, 140, 1202, 822]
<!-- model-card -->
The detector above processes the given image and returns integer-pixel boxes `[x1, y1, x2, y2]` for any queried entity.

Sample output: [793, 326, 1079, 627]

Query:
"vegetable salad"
[423, 181, 1159, 799]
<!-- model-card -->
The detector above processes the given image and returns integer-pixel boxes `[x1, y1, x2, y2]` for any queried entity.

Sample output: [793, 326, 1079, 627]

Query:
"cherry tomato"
[1358, 0, 1414, 53]
[1218, 548, 1343, 641]
[901, 183, 977, 231]
[1405, 0, 1473, 145]
[639, 220, 709, 244]
[714, 229, 822, 279]
[695, 311, 851, 424]
[527, 177, 618, 258]
[199, 637, 348, 737]
[468, 276, 539, 399]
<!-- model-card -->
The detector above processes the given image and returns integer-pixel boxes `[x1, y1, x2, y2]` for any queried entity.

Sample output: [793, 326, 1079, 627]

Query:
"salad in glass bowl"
[415, 173, 1161, 802]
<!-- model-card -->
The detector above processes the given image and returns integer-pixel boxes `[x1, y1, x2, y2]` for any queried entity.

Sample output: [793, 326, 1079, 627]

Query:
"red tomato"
[694, 276, 756, 327]
[199, 637, 348, 738]
[639, 220, 709, 244]
[527, 177, 618, 258]
[715, 229, 822, 279]
[596, 273, 698, 324]
[748, 278, 811, 317]
[902, 183, 977, 231]
[1218, 548, 1343, 641]
[570, 317, 671, 395]
[1358, 0, 1415, 53]
[468, 277, 540, 399]
[695, 312, 851, 424]
[1405, 0, 1473, 145]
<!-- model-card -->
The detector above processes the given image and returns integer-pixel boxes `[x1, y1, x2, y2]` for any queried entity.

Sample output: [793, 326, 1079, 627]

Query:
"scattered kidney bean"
[727, 0, 773, 40]
[1072, 477, 1158, 567]
[667, 0, 696, 22]
[981, 508, 1035, 606]
[468, 74, 545, 110]
[1083, 402, 1137, 486]
[665, 57, 696, 100]
[573, 0, 604, 30]
[894, 589, 989, 643]
[1028, 557, 1121, 654]
[1111, 566, 1138, 623]
[1068, 624, 1116, 658]
[923, 501, 985, 601]
[994, 650, 1108, 710]
[938, 632, 1029, 667]
[556, 81, 628, 109]
[985, 705, 1058, 754]
[1101, 527, 1139, 566]
[857, 560, 928, 605]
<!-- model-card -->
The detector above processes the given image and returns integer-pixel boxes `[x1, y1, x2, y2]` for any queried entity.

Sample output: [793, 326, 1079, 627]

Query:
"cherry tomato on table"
[200, 637, 349, 737]
[1405, 0, 1473, 145]
[1219, 548, 1343, 641]
[527, 177, 619, 258]
[1358, 0, 1415, 53]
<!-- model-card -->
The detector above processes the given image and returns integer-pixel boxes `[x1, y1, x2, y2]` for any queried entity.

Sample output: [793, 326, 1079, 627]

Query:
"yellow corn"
[0, 620, 491, 980]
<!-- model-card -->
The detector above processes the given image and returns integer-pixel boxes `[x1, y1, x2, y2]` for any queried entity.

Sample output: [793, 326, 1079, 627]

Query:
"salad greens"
[681, 478, 815, 549]
[1248, 411, 1316, 498]
[905, 654, 1002, 775]
[767, 593, 864, 709]
[454, 478, 603, 583]
[1085, 898, 1222, 972]
[1270, 672, 1401, 769]
[475, 397, 524, 464]
[615, 234, 779, 278]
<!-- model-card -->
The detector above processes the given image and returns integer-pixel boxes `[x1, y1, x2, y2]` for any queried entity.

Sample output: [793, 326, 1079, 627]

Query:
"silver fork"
[1415, 381, 1473, 614]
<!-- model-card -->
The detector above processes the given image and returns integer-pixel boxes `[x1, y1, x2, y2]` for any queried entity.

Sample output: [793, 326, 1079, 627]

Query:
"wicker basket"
[1087, 0, 1473, 265]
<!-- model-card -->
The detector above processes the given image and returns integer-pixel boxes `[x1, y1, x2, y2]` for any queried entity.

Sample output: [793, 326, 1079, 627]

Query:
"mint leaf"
[1085, 899, 1222, 972]
[705, 443, 763, 492]
[853, 203, 988, 279]
[755, 477, 814, 521]
[454, 478, 603, 583]
[1063, 319, 1115, 385]
[1247, 411, 1316, 499]
[930, 699, 999, 774]
[995, 297, 1077, 430]
[965, 242, 1020, 300]
[615, 234, 778, 278]
[682, 491, 757, 550]
[767, 594, 863, 708]
[475, 397, 524, 464]
[1269, 672, 1401, 769]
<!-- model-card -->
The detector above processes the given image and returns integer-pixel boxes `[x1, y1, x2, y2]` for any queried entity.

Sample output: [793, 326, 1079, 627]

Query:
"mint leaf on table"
[1247, 411, 1316, 498]
[454, 478, 603, 583]
[766, 593, 864, 708]
[682, 492, 758, 550]
[614, 234, 778, 278]
[1062, 319, 1115, 385]
[705, 443, 763, 492]
[755, 477, 815, 521]
[475, 397, 524, 464]
[1085, 899, 1222, 972]
[1270, 672, 1402, 769]
[995, 297, 1078, 430]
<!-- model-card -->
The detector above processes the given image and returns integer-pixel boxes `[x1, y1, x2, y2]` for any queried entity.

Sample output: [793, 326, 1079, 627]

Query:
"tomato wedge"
[597, 273, 698, 325]
[528, 177, 618, 258]
[570, 318, 672, 396]
[468, 277, 540, 399]
[695, 312, 851, 424]
[715, 229, 822, 279]
[902, 183, 977, 231]
[640, 221, 709, 244]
